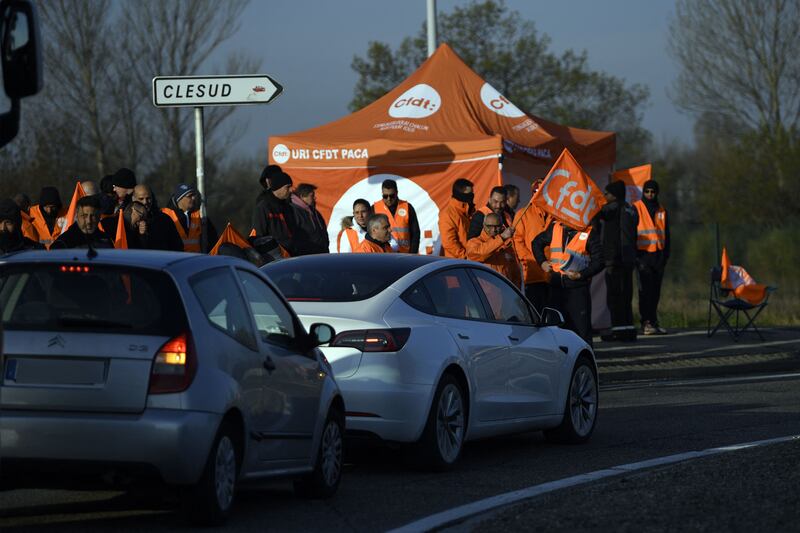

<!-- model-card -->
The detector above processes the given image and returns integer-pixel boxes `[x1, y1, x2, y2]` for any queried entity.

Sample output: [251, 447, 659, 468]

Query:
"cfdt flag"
[532, 148, 605, 230]
[612, 164, 651, 204]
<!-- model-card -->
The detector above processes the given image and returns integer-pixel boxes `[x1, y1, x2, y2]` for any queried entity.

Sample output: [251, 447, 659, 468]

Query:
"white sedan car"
[263, 254, 598, 469]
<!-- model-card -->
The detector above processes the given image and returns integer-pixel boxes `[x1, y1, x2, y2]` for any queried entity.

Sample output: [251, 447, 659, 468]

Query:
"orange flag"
[720, 247, 767, 304]
[113, 210, 128, 250]
[63, 181, 86, 229]
[210, 223, 253, 255]
[532, 148, 606, 230]
[612, 163, 651, 204]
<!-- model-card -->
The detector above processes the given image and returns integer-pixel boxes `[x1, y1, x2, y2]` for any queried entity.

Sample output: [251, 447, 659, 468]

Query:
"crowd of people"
[0, 162, 670, 343]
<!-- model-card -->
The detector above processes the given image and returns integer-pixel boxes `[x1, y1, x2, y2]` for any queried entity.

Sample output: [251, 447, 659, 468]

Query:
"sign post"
[152, 74, 283, 252]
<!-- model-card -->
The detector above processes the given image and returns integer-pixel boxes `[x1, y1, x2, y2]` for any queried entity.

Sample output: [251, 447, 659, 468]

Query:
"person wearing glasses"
[466, 212, 521, 288]
[633, 179, 670, 335]
[467, 186, 512, 240]
[372, 179, 420, 253]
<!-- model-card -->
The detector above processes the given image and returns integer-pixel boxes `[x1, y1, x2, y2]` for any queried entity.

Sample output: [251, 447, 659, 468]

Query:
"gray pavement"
[594, 327, 800, 383]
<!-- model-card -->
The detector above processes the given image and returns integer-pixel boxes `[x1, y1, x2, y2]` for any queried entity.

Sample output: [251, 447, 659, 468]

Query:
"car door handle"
[508, 336, 519, 342]
[457, 333, 470, 340]
[263, 357, 276, 373]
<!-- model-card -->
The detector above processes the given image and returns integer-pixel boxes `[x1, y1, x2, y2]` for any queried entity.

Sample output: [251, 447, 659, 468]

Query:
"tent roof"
[270, 43, 614, 168]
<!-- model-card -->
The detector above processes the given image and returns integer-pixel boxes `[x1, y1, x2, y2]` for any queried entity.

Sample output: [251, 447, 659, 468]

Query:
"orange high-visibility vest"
[29, 205, 66, 249]
[373, 200, 411, 253]
[162, 208, 202, 252]
[355, 238, 392, 254]
[633, 201, 666, 252]
[337, 227, 360, 253]
[20, 211, 40, 242]
[549, 222, 591, 273]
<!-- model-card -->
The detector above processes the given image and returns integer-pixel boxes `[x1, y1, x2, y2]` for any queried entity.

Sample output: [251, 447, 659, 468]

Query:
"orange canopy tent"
[269, 43, 615, 254]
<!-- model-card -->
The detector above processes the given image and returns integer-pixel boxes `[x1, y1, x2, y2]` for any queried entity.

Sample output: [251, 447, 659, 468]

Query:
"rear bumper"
[0, 408, 221, 486]
[343, 381, 432, 442]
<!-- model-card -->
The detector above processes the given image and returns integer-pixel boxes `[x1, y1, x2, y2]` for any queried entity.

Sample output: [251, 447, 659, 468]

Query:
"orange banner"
[63, 181, 86, 229]
[532, 149, 605, 230]
[210, 223, 253, 255]
[113, 210, 127, 250]
[612, 164, 651, 203]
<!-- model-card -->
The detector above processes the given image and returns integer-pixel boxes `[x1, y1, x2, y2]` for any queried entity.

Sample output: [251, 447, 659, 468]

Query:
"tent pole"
[427, 0, 437, 56]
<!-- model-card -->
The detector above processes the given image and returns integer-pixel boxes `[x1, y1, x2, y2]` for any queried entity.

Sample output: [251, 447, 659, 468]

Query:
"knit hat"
[604, 180, 626, 202]
[38, 186, 62, 209]
[259, 164, 283, 188]
[172, 183, 198, 204]
[642, 179, 659, 194]
[112, 167, 137, 189]
[0, 199, 21, 226]
[269, 171, 293, 191]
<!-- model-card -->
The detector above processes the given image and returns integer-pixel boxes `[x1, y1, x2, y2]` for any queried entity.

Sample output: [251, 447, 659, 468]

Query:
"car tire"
[294, 407, 344, 499]
[415, 374, 466, 471]
[181, 421, 240, 526]
[544, 355, 598, 444]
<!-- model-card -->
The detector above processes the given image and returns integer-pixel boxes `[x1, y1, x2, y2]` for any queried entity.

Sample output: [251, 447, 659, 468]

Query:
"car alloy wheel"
[214, 435, 237, 512]
[569, 364, 597, 438]
[320, 417, 343, 488]
[435, 382, 465, 464]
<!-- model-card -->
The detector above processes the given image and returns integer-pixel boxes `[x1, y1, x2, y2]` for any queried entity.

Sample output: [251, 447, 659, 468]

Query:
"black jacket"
[251, 190, 299, 256]
[0, 231, 44, 253]
[532, 221, 604, 289]
[102, 211, 185, 251]
[599, 200, 638, 268]
[51, 224, 114, 249]
[290, 196, 330, 255]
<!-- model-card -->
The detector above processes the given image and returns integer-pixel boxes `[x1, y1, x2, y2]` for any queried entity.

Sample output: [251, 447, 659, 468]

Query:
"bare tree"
[122, 0, 259, 190]
[669, 0, 800, 138]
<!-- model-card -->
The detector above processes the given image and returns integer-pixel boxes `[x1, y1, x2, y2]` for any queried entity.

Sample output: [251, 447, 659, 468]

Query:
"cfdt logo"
[272, 143, 290, 164]
[480, 83, 525, 118]
[389, 84, 441, 119]
[541, 169, 601, 228]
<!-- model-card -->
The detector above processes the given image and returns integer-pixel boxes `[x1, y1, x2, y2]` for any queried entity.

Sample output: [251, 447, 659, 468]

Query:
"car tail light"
[330, 328, 410, 352]
[148, 332, 197, 394]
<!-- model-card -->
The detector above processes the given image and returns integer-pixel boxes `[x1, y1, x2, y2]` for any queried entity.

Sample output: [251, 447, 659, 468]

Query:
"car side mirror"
[539, 307, 565, 327]
[309, 323, 335, 346]
[2, 0, 43, 99]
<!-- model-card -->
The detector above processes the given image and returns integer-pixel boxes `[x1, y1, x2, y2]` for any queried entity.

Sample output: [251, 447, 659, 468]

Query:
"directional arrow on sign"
[152, 74, 283, 108]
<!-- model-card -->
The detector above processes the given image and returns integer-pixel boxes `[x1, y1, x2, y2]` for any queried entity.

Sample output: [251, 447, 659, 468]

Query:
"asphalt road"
[2, 373, 799, 532]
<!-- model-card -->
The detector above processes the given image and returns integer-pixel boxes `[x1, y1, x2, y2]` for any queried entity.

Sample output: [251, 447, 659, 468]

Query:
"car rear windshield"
[0, 264, 187, 335]
[264, 260, 411, 302]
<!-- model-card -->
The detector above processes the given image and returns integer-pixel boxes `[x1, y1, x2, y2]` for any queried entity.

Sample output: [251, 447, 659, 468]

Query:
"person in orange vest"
[633, 179, 670, 335]
[13, 193, 40, 243]
[372, 179, 419, 253]
[514, 178, 551, 309]
[29, 186, 66, 249]
[355, 214, 393, 253]
[533, 218, 604, 347]
[468, 186, 511, 239]
[163, 184, 218, 253]
[466, 212, 521, 287]
[438, 178, 474, 259]
[338, 199, 369, 253]
[0, 199, 44, 252]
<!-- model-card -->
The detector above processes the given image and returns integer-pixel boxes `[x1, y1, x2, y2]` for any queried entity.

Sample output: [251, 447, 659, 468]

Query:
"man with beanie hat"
[99, 174, 117, 216]
[30, 186, 66, 249]
[0, 199, 44, 253]
[111, 167, 137, 213]
[633, 179, 670, 335]
[12, 193, 40, 242]
[600, 179, 639, 341]
[51, 195, 114, 249]
[163, 183, 218, 253]
[439, 178, 474, 258]
[251, 170, 300, 256]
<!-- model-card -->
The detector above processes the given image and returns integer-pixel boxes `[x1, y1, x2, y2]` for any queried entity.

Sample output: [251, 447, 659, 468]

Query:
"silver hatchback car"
[0, 250, 344, 525]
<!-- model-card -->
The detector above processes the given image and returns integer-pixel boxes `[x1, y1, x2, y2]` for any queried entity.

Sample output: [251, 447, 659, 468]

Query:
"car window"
[190, 267, 257, 351]
[237, 269, 296, 346]
[402, 282, 435, 314]
[471, 269, 533, 324]
[422, 269, 487, 320]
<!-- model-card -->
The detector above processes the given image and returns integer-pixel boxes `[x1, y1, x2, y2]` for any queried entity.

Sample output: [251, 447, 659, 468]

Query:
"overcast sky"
[212, 0, 694, 161]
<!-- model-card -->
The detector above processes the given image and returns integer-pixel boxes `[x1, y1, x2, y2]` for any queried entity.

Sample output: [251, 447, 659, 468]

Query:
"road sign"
[152, 74, 283, 107]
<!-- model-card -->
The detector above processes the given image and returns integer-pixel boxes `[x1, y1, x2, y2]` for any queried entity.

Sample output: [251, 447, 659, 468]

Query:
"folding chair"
[707, 266, 775, 342]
